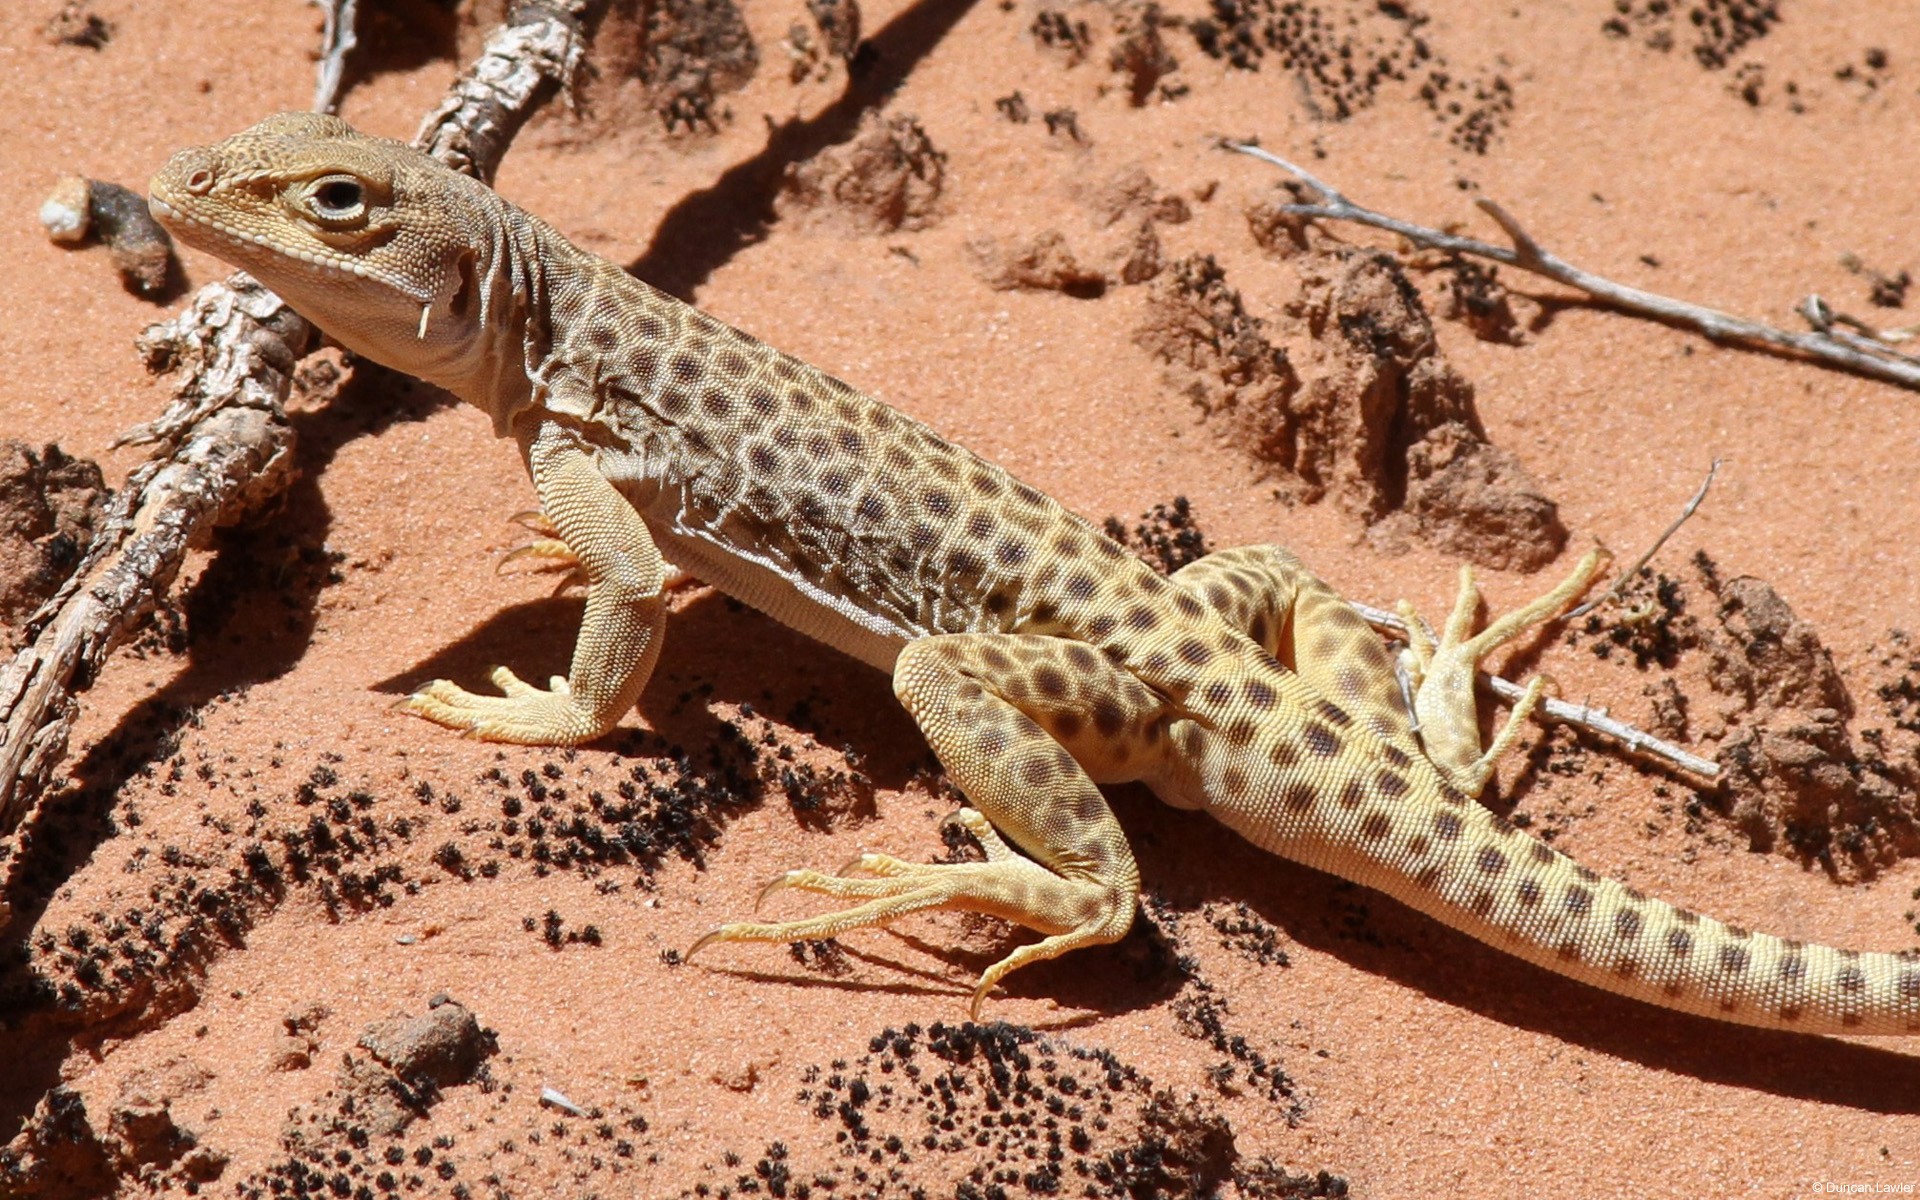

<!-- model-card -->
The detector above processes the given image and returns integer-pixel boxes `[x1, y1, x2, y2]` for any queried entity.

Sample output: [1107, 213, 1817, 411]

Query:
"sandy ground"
[3, 0, 1920, 1196]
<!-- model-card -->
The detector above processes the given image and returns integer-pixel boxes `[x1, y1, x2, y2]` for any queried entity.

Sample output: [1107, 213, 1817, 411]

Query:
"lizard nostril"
[184, 168, 214, 194]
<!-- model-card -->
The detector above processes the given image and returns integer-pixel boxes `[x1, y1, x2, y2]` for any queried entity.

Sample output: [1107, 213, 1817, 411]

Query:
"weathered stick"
[1565, 458, 1719, 620]
[1224, 142, 1920, 391]
[0, 0, 606, 925]
[413, 0, 597, 186]
[312, 0, 360, 114]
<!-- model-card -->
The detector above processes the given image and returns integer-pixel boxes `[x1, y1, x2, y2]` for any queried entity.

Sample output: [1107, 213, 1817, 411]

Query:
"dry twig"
[312, 0, 360, 114]
[0, 0, 607, 926]
[1224, 142, 1920, 391]
[1566, 459, 1719, 619]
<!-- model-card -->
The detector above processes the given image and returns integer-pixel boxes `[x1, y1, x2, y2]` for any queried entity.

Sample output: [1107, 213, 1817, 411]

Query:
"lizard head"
[150, 113, 493, 382]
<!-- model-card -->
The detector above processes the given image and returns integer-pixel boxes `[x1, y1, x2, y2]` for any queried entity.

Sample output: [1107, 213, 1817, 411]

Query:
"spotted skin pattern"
[151, 114, 1920, 1032]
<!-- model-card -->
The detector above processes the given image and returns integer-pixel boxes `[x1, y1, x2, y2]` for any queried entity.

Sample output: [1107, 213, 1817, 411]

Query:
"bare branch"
[415, 0, 599, 185]
[0, 0, 611, 927]
[1567, 459, 1719, 619]
[1798, 294, 1920, 349]
[1223, 141, 1920, 391]
[312, 0, 360, 114]
[1351, 600, 1721, 781]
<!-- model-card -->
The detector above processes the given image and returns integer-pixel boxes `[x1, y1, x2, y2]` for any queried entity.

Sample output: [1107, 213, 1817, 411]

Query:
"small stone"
[39, 175, 91, 244]
[268, 1036, 312, 1072]
[283, 1001, 330, 1035]
[358, 1000, 488, 1086]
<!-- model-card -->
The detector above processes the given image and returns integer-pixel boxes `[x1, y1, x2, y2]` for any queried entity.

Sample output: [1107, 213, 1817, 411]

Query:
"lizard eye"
[307, 176, 367, 222]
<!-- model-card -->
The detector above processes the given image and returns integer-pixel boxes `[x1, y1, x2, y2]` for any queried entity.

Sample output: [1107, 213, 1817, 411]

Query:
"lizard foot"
[397, 667, 613, 745]
[1398, 548, 1609, 793]
[689, 808, 1136, 1016]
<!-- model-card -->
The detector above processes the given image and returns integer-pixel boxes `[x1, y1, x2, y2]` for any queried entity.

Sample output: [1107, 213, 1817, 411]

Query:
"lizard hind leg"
[1171, 545, 1419, 757]
[692, 633, 1159, 1015]
[1400, 548, 1609, 795]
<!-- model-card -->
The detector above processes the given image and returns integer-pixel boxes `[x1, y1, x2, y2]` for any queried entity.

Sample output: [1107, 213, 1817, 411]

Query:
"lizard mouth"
[148, 188, 432, 304]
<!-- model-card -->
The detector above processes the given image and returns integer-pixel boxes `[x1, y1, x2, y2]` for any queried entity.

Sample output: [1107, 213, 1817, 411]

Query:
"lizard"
[147, 112, 1920, 1034]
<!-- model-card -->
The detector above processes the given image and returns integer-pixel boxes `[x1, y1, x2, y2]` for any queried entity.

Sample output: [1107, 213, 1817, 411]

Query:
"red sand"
[3, 1, 1919, 1195]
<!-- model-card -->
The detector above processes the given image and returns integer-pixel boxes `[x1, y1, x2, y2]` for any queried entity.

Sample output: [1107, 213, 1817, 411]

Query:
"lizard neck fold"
[434, 201, 553, 437]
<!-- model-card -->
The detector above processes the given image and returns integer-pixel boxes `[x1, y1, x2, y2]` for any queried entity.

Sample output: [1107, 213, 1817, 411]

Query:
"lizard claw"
[684, 928, 723, 962]
[756, 869, 809, 911]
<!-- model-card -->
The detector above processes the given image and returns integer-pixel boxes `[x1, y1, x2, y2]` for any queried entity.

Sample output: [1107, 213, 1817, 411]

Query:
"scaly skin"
[150, 113, 1920, 1031]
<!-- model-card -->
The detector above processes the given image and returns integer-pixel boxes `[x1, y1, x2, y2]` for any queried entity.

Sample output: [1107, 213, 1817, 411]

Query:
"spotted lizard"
[148, 112, 1919, 1034]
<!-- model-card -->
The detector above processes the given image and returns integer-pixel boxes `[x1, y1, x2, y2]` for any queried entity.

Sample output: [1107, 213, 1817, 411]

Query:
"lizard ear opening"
[446, 248, 479, 322]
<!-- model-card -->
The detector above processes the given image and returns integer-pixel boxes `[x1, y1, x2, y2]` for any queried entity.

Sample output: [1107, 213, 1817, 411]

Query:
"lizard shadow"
[367, 586, 1920, 1102]
[376, 589, 1190, 1013]
[1137, 795, 1920, 1112]
[626, 0, 983, 298]
[374, 587, 929, 791]
[692, 908, 1185, 1017]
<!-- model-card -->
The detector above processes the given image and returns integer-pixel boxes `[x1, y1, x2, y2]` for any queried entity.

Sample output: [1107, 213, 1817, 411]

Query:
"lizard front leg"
[399, 417, 669, 744]
[499, 508, 698, 595]
[693, 633, 1159, 1014]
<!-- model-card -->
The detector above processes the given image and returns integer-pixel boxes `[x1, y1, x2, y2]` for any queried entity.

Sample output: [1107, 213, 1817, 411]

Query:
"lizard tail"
[1170, 652, 1920, 1034]
[1264, 773, 1919, 1033]
[1364, 793, 1914, 1032]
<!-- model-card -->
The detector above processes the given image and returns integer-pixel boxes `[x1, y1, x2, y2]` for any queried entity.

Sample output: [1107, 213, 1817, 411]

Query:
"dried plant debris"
[1205, 901, 1291, 967]
[1841, 253, 1911, 310]
[786, 0, 862, 81]
[1102, 496, 1213, 575]
[1137, 247, 1565, 569]
[970, 165, 1188, 296]
[1029, 1, 1186, 106]
[779, 111, 948, 233]
[1031, 7, 1094, 66]
[1435, 256, 1528, 344]
[1186, 0, 1512, 151]
[42, 0, 110, 47]
[39, 176, 176, 297]
[1601, 0, 1782, 69]
[0, 441, 107, 649]
[1574, 556, 1920, 878]
[806, 0, 861, 59]
[1833, 46, 1893, 94]
[1044, 106, 1089, 144]
[684, 1022, 1336, 1198]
